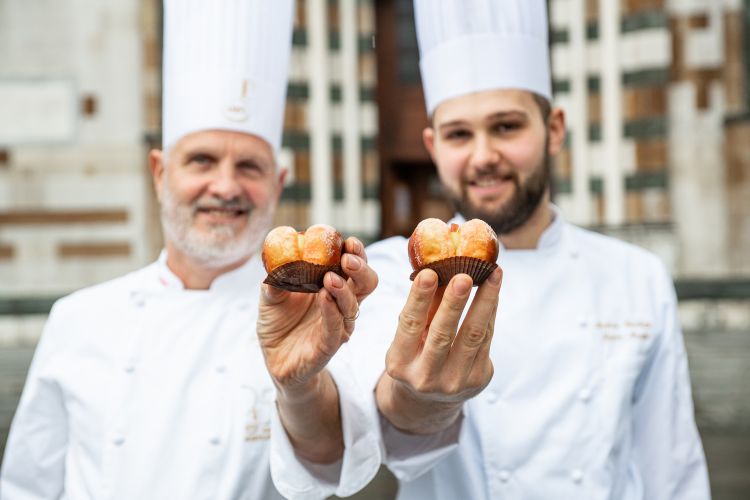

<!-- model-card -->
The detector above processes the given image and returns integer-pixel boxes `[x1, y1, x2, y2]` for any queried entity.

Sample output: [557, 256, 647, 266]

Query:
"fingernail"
[452, 276, 471, 295]
[330, 273, 345, 289]
[352, 239, 362, 255]
[419, 271, 437, 289]
[489, 268, 501, 285]
[345, 254, 361, 271]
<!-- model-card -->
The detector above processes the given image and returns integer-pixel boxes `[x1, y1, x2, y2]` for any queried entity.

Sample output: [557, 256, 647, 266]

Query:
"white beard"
[159, 181, 275, 268]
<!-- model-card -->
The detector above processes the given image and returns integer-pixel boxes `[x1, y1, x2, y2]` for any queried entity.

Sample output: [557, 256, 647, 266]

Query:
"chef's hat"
[162, 0, 294, 151]
[414, 0, 551, 115]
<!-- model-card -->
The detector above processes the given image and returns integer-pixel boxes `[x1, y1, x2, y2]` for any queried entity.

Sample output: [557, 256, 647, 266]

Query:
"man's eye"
[493, 122, 521, 133]
[238, 161, 265, 176]
[189, 154, 213, 165]
[444, 129, 471, 140]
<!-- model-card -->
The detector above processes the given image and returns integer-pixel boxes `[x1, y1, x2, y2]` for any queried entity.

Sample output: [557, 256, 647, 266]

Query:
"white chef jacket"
[0, 252, 380, 500]
[327, 205, 710, 499]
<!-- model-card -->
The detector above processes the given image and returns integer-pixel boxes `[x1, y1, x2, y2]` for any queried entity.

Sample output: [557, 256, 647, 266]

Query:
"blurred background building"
[1, 0, 748, 498]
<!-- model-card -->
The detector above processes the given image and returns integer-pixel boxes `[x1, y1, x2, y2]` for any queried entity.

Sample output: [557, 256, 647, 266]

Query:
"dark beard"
[449, 149, 551, 235]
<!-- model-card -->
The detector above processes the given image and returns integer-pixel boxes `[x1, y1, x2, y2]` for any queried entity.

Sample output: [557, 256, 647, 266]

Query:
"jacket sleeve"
[630, 265, 711, 499]
[0, 303, 69, 500]
[268, 350, 382, 500]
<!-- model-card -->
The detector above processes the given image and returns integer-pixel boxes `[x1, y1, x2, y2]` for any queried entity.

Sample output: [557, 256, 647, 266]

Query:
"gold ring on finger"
[343, 307, 360, 323]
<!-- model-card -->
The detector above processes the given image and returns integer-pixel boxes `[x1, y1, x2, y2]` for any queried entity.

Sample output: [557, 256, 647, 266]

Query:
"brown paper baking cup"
[409, 256, 498, 287]
[264, 261, 346, 293]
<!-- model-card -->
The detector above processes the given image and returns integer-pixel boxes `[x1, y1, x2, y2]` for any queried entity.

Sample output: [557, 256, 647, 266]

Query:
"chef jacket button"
[570, 468, 583, 483]
[498, 469, 511, 482]
[112, 436, 125, 446]
[570, 250, 580, 259]
[578, 317, 588, 328]
[216, 365, 226, 374]
[210, 436, 221, 446]
[578, 387, 592, 403]
[124, 365, 135, 374]
[485, 391, 498, 404]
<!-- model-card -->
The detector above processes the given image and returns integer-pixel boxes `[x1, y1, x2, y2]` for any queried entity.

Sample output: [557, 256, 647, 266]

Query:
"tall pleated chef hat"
[162, 0, 294, 151]
[414, 0, 552, 115]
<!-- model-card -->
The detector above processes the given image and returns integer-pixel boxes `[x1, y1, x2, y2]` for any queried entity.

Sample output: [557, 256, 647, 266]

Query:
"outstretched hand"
[257, 237, 378, 390]
[376, 267, 502, 434]
[256, 237, 378, 464]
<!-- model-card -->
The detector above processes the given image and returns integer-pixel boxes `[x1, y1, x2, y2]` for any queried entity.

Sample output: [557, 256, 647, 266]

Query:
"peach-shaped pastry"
[262, 224, 345, 292]
[408, 218, 499, 286]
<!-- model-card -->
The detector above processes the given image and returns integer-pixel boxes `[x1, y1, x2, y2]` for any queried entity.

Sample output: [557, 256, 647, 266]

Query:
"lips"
[196, 207, 249, 217]
[469, 171, 515, 186]
[466, 172, 516, 199]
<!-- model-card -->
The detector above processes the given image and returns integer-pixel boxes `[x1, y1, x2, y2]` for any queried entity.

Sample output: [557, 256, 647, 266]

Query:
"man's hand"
[256, 237, 378, 463]
[376, 267, 502, 435]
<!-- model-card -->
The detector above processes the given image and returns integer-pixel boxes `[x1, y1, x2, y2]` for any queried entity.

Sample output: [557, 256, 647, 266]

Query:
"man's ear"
[547, 107, 567, 157]
[422, 127, 438, 164]
[273, 167, 288, 201]
[148, 149, 165, 201]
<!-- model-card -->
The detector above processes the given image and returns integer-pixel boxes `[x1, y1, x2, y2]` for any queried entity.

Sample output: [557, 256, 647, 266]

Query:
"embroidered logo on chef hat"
[224, 79, 255, 123]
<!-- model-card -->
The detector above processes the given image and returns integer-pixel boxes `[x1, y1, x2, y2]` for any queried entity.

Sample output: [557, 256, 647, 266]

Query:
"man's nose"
[470, 136, 501, 169]
[208, 161, 243, 199]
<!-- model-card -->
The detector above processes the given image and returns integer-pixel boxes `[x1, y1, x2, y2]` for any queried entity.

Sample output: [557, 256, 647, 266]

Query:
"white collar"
[155, 250, 265, 292]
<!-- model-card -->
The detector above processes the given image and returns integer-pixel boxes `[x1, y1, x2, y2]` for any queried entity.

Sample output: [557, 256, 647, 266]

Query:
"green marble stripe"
[575, 10, 669, 41]
[4, 278, 748, 315]
[282, 133, 376, 152]
[553, 79, 571, 94]
[583, 69, 668, 94]
[588, 116, 667, 142]
[291, 28, 374, 53]
[281, 182, 379, 202]
[624, 117, 667, 139]
[286, 83, 377, 103]
[551, 29, 569, 44]
[622, 68, 670, 87]
[621, 11, 669, 33]
[675, 279, 750, 300]
[625, 170, 669, 190]
[0, 297, 59, 316]
[553, 170, 668, 195]
[282, 132, 311, 150]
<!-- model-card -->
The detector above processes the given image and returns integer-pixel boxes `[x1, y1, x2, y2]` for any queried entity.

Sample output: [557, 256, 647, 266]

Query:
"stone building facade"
[550, 0, 749, 278]
[1, 1, 749, 495]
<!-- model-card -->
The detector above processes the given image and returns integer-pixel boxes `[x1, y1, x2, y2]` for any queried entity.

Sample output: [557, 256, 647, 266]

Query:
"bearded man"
[0, 1, 379, 498]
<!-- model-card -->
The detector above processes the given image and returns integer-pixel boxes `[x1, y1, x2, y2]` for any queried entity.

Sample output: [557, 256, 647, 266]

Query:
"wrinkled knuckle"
[462, 325, 487, 349]
[398, 311, 422, 332]
[429, 328, 454, 350]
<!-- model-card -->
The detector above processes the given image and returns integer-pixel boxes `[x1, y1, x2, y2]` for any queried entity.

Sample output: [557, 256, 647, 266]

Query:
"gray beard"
[159, 182, 274, 268]
[450, 149, 551, 235]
